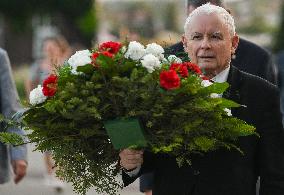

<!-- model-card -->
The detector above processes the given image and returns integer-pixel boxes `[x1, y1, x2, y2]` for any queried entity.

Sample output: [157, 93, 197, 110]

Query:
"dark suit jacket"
[165, 39, 277, 84]
[123, 66, 284, 195]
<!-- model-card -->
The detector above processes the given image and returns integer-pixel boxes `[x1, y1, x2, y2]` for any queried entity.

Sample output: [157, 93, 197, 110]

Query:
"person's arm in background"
[24, 62, 40, 100]
[0, 48, 27, 184]
[265, 53, 278, 86]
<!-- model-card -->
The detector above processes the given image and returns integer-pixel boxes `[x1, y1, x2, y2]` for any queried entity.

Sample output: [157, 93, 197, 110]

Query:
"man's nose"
[200, 38, 211, 49]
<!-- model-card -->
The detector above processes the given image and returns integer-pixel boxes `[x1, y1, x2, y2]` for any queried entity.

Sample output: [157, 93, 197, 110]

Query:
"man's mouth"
[199, 56, 215, 59]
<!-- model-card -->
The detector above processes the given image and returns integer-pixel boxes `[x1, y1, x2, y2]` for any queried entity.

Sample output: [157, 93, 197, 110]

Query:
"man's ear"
[182, 35, 187, 50]
[231, 34, 239, 54]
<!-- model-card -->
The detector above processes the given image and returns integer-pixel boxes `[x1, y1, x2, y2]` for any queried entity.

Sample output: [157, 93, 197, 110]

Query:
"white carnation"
[68, 50, 92, 74]
[145, 43, 164, 60]
[168, 55, 182, 63]
[124, 41, 145, 60]
[162, 57, 168, 63]
[141, 54, 161, 73]
[201, 80, 213, 87]
[121, 46, 127, 53]
[224, 108, 232, 116]
[29, 85, 47, 105]
[210, 93, 221, 98]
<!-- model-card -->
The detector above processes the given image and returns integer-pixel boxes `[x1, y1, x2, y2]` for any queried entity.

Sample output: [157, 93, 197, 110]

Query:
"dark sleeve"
[234, 39, 278, 85]
[122, 150, 156, 187]
[164, 42, 190, 61]
[139, 172, 154, 192]
[258, 85, 284, 194]
[264, 55, 278, 85]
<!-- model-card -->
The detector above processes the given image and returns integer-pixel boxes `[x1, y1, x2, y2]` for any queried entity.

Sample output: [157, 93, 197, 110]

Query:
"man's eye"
[212, 35, 222, 40]
[191, 35, 202, 40]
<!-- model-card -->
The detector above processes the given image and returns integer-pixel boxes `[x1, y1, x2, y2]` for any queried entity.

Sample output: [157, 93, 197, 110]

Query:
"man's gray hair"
[184, 3, 236, 37]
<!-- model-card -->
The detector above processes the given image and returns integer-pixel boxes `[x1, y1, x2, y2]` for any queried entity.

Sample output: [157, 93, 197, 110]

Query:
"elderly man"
[0, 48, 27, 184]
[140, 1, 278, 194]
[119, 4, 284, 195]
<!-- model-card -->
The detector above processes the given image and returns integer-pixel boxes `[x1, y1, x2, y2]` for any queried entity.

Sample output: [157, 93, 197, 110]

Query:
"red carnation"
[101, 51, 114, 58]
[201, 75, 210, 80]
[91, 51, 114, 67]
[160, 70, 181, 90]
[99, 41, 122, 54]
[42, 74, 58, 97]
[184, 62, 202, 75]
[92, 51, 113, 61]
[170, 63, 189, 77]
[91, 52, 100, 61]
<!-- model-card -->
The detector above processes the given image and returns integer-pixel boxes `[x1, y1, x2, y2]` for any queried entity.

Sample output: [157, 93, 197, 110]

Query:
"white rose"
[141, 54, 161, 73]
[29, 85, 47, 105]
[124, 41, 145, 61]
[145, 43, 164, 60]
[168, 55, 182, 63]
[68, 50, 92, 74]
[201, 80, 213, 87]
[224, 108, 232, 116]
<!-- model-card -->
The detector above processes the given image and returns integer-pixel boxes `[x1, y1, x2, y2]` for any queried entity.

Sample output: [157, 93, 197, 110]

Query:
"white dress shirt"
[211, 66, 230, 83]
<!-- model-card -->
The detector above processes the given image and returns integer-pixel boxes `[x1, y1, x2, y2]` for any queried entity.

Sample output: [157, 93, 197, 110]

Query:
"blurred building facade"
[0, 0, 282, 67]
[96, 0, 282, 49]
[0, 0, 96, 67]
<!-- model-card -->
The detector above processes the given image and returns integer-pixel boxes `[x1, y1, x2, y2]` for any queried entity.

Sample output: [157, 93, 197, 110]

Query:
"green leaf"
[0, 132, 25, 145]
[193, 136, 216, 152]
[200, 82, 229, 94]
[218, 98, 240, 108]
[76, 64, 94, 75]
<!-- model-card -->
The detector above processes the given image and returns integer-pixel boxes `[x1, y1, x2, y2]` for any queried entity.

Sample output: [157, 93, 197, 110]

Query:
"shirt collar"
[211, 66, 230, 83]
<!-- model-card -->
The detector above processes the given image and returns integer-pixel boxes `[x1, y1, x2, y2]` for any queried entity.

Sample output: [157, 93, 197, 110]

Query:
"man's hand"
[119, 149, 143, 171]
[12, 160, 27, 184]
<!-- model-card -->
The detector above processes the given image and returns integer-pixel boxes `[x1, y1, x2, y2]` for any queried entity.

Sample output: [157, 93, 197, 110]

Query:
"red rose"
[99, 41, 122, 54]
[42, 74, 58, 97]
[184, 62, 202, 75]
[160, 70, 181, 90]
[170, 63, 189, 77]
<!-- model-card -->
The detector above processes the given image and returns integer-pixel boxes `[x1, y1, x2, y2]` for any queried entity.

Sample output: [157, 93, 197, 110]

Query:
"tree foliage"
[273, 1, 284, 52]
[0, 0, 96, 46]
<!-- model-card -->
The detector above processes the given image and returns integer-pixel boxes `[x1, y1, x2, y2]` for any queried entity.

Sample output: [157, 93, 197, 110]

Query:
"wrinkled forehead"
[186, 13, 227, 33]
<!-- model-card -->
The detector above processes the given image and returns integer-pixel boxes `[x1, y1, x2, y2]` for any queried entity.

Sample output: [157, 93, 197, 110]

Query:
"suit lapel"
[223, 66, 244, 118]
[224, 66, 241, 103]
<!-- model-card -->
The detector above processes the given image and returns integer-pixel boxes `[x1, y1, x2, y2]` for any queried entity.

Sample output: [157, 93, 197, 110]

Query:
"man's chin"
[198, 65, 219, 77]
[198, 63, 216, 71]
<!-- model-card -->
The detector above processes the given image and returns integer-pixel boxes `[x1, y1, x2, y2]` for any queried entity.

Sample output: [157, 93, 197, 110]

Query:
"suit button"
[193, 170, 200, 175]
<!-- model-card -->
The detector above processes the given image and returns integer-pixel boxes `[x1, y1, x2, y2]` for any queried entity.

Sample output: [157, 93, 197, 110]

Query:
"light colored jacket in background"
[0, 48, 27, 184]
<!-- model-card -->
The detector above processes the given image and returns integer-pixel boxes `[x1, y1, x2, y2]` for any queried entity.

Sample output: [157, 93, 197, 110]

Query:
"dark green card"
[104, 118, 147, 150]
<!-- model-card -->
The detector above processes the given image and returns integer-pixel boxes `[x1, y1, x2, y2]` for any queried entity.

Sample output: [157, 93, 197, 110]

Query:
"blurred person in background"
[140, 0, 278, 194]
[25, 35, 71, 190]
[25, 36, 71, 93]
[276, 50, 284, 125]
[0, 48, 27, 185]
